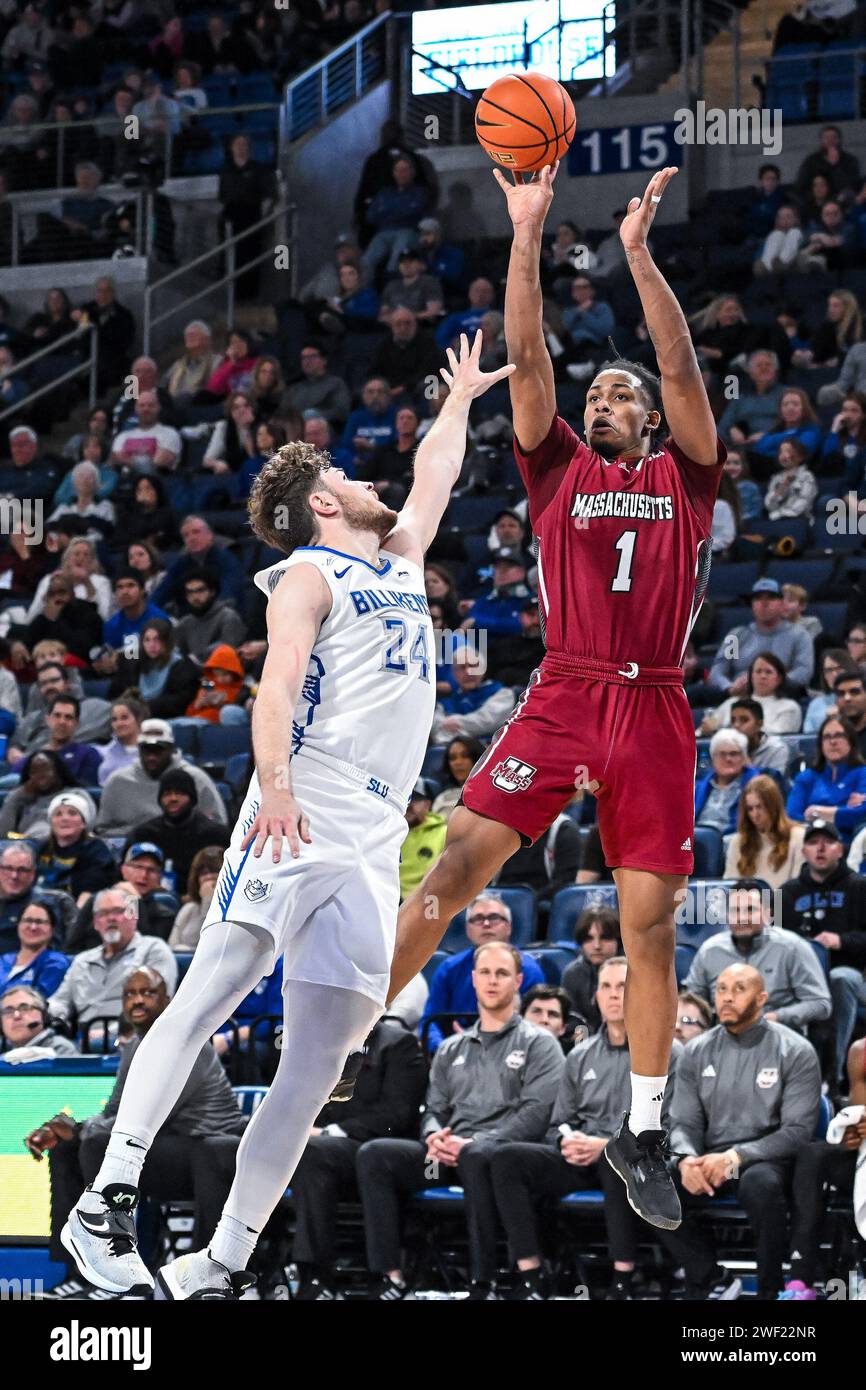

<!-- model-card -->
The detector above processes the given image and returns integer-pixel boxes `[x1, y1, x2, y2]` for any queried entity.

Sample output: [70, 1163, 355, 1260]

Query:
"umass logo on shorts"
[491, 756, 537, 794]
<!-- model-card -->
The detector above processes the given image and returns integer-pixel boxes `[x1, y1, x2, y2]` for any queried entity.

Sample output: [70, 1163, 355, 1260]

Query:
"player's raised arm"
[386, 330, 515, 562]
[619, 167, 718, 467]
[241, 563, 332, 862]
[494, 161, 559, 452]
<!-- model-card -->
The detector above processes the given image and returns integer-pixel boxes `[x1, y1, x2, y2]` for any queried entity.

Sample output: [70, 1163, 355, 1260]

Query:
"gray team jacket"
[422, 1013, 565, 1143]
[547, 1028, 683, 1145]
[670, 1019, 821, 1168]
[684, 926, 831, 1029]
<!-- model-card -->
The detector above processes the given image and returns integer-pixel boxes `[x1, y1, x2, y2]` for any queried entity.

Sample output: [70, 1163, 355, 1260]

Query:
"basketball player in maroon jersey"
[335, 164, 722, 1230]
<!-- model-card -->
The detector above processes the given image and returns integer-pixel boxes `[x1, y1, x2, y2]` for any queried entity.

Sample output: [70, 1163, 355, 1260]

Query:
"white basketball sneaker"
[155, 1250, 257, 1301]
[61, 1184, 154, 1295]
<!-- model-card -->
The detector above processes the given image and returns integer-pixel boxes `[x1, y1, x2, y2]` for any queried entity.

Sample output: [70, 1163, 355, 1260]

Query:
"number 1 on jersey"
[611, 529, 637, 592]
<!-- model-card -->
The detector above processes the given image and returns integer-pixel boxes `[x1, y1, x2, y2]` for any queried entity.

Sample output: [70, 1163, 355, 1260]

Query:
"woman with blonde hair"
[26, 536, 112, 622]
[724, 774, 806, 889]
[795, 289, 862, 369]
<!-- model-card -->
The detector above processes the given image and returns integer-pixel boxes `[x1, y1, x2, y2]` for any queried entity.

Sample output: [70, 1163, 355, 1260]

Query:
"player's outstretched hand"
[492, 159, 559, 227]
[241, 793, 312, 863]
[441, 330, 516, 401]
[619, 166, 678, 252]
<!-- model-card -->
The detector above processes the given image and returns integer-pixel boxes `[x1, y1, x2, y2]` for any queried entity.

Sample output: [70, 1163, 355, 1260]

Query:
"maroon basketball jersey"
[516, 415, 725, 669]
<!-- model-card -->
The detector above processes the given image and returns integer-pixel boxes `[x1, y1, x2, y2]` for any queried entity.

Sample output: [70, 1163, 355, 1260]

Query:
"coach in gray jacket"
[685, 880, 831, 1030]
[356, 941, 564, 1299]
[491, 955, 682, 1300]
[660, 962, 821, 1300]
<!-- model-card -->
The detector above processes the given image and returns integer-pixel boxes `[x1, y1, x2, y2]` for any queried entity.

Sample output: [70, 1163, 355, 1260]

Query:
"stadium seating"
[547, 885, 619, 944]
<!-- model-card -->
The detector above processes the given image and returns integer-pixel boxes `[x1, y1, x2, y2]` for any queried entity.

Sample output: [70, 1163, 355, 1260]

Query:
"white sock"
[209, 1214, 260, 1274]
[628, 1074, 667, 1137]
[93, 1129, 151, 1193]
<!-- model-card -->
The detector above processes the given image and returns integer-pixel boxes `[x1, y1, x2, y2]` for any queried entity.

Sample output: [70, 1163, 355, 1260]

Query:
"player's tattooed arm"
[619, 167, 718, 467]
[386, 330, 515, 563]
[241, 564, 332, 862]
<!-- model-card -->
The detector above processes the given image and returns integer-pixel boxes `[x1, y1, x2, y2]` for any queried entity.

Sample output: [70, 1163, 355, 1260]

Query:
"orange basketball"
[475, 71, 576, 174]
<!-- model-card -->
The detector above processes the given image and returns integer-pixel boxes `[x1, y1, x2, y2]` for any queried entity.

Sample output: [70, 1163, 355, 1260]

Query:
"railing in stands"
[0, 320, 98, 424]
[0, 101, 281, 198]
[280, 10, 391, 146]
[141, 199, 297, 357]
[5, 183, 150, 268]
[763, 43, 866, 121]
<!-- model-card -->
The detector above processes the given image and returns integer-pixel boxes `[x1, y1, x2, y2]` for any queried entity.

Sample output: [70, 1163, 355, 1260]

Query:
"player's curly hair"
[247, 441, 331, 555]
[595, 357, 666, 448]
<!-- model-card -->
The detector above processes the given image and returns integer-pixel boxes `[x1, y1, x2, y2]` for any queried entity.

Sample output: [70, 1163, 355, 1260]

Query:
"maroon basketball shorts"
[462, 652, 697, 876]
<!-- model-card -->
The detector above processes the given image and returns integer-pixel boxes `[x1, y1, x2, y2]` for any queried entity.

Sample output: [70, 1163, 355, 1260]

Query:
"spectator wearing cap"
[399, 779, 448, 902]
[341, 378, 398, 465]
[152, 515, 245, 612]
[462, 547, 533, 638]
[486, 507, 528, 556]
[1, 985, 79, 1061]
[118, 843, 179, 940]
[0, 426, 61, 505]
[35, 792, 115, 907]
[379, 248, 444, 324]
[101, 572, 169, 659]
[96, 719, 228, 840]
[282, 345, 352, 428]
[684, 880, 831, 1030]
[419, 893, 545, 1053]
[174, 569, 247, 664]
[779, 819, 866, 1077]
[0, 898, 69, 999]
[834, 671, 866, 760]
[435, 278, 497, 351]
[786, 712, 866, 846]
[49, 885, 176, 1027]
[416, 216, 465, 293]
[694, 730, 763, 836]
[486, 598, 546, 689]
[372, 308, 441, 398]
[431, 648, 516, 746]
[128, 768, 231, 895]
[708, 578, 815, 697]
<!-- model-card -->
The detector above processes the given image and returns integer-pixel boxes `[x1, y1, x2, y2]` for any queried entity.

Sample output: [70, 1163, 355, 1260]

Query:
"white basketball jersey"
[255, 544, 436, 805]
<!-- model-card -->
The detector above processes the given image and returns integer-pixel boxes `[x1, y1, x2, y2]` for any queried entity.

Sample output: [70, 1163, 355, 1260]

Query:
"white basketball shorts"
[201, 752, 409, 1008]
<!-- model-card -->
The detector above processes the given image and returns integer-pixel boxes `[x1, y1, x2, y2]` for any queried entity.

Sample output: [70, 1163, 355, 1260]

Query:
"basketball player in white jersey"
[61, 332, 515, 1299]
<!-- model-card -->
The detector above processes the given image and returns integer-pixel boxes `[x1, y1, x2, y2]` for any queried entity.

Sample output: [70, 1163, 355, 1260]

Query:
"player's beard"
[342, 491, 399, 540]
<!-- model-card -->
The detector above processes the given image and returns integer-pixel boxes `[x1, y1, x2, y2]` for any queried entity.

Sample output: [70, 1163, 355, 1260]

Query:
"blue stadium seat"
[524, 944, 578, 984]
[446, 494, 510, 532]
[421, 948, 451, 986]
[809, 602, 848, 642]
[547, 885, 619, 944]
[169, 723, 200, 758]
[778, 732, 817, 771]
[810, 506, 862, 552]
[232, 1085, 268, 1117]
[743, 518, 811, 550]
[224, 752, 251, 792]
[675, 880, 734, 950]
[707, 561, 759, 601]
[81, 678, 111, 700]
[695, 738, 712, 776]
[693, 827, 724, 878]
[421, 745, 446, 779]
[174, 952, 194, 984]
[765, 557, 834, 597]
[559, 1189, 604, 1209]
[197, 723, 253, 767]
[444, 886, 538, 950]
[675, 944, 695, 985]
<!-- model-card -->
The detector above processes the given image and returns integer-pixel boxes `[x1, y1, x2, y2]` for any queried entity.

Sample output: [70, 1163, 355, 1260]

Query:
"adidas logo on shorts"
[680, 837, 691, 851]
